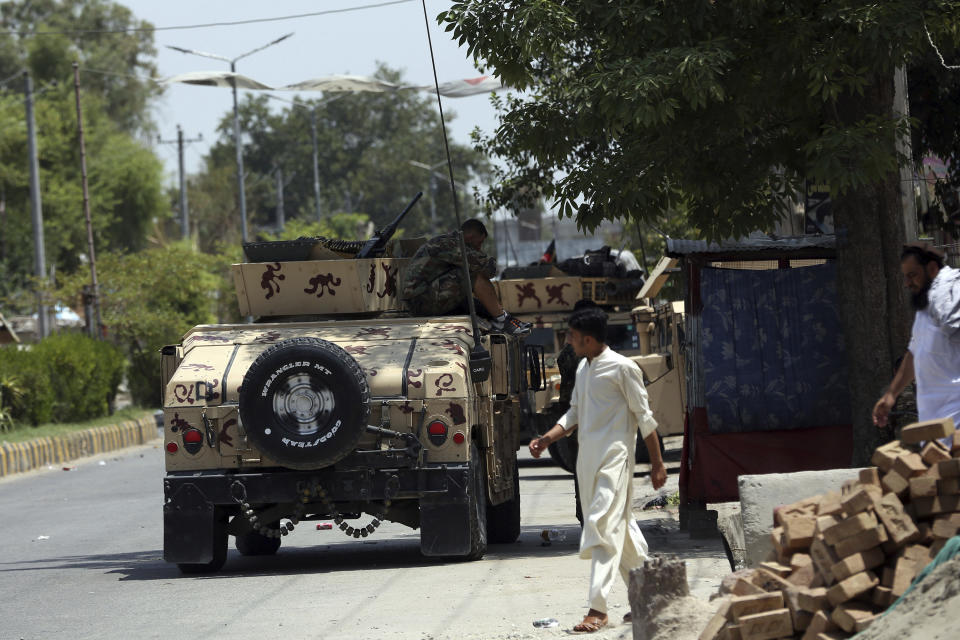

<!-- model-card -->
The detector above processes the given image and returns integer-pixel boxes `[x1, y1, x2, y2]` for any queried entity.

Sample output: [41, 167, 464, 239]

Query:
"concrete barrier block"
[739, 469, 865, 567]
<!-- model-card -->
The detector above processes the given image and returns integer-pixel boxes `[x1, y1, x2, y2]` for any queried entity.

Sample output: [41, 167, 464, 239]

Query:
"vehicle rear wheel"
[634, 432, 666, 464]
[548, 436, 577, 474]
[235, 527, 282, 556]
[238, 337, 370, 470]
[487, 460, 521, 544]
[464, 442, 489, 560]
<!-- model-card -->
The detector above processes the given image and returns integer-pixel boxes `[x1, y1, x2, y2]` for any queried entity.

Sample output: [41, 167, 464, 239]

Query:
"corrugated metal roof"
[666, 233, 836, 256]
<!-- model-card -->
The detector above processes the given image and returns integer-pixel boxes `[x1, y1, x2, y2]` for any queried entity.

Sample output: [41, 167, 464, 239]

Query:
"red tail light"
[182, 428, 204, 454]
[427, 420, 448, 446]
[166, 442, 179, 453]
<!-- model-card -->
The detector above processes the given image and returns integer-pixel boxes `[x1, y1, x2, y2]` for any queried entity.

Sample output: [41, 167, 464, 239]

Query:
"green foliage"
[0, 371, 24, 431]
[0, 83, 166, 308]
[30, 332, 124, 421]
[0, 346, 53, 426]
[0, 333, 122, 427]
[439, 1, 960, 240]
[57, 243, 222, 407]
[0, 0, 161, 134]
[909, 38, 960, 236]
[259, 213, 372, 242]
[189, 64, 491, 246]
[0, 1, 166, 309]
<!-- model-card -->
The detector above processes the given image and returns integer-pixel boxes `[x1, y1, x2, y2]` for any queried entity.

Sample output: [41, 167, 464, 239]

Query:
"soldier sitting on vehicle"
[401, 218, 531, 335]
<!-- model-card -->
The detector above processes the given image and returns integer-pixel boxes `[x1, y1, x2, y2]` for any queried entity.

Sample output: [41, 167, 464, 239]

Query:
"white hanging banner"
[160, 71, 275, 90]
[419, 75, 504, 97]
[162, 71, 505, 97]
[278, 74, 399, 93]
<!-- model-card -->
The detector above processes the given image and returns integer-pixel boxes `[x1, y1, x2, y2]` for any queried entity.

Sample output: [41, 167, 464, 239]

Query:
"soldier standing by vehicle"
[401, 218, 531, 335]
[530, 307, 667, 633]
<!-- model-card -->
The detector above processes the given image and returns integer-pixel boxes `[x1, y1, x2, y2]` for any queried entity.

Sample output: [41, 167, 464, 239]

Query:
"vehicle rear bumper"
[163, 463, 470, 564]
[164, 462, 469, 506]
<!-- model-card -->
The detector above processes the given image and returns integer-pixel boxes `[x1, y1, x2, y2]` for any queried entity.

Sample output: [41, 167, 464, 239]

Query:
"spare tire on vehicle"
[238, 337, 370, 470]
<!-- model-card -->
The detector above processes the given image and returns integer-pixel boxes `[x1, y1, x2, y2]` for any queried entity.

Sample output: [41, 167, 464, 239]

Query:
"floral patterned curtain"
[700, 263, 849, 433]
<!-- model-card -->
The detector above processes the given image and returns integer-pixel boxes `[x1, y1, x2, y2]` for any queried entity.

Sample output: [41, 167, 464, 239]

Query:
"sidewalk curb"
[0, 415, 158, 478]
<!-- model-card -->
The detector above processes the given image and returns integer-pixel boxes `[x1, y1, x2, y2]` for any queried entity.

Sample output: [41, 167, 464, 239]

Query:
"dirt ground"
[490, 436, 734, 640]
[854, 553, 960, 640]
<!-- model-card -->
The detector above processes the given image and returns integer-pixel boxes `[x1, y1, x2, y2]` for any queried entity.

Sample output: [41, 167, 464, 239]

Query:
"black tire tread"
[464, 442, 487, 560]
[235, 530, 282, 556]
[487, 462, 521, 544]
[548, 436, 577, 474]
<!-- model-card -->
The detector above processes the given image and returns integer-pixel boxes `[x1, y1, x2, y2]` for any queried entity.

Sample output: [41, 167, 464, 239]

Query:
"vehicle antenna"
[419, 0, 490, 382]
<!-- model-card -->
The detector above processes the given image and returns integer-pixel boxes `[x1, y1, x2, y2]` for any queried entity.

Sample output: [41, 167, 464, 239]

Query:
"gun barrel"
[355, 191, 423, 259]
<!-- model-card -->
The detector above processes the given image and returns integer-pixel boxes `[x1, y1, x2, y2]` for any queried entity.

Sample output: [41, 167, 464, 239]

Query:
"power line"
[81, 67, 158, 82]
[0, 1, 414, 36]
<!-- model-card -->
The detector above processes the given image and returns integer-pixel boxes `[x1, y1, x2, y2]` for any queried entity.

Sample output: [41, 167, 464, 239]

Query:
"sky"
[119, 0, 500, 181]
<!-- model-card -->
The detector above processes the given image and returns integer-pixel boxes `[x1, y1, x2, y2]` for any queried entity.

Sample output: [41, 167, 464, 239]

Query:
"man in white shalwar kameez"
[530, 308, 667, 633]
[874, 243, 960, 440]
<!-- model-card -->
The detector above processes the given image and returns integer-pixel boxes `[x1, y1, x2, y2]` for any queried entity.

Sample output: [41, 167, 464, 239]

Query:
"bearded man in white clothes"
[530, 306, 667, 633]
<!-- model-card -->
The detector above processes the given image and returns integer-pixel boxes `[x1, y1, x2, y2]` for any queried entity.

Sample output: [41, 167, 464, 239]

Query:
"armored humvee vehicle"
[501, 261, 686, 472]
[161, 215, 538, 573]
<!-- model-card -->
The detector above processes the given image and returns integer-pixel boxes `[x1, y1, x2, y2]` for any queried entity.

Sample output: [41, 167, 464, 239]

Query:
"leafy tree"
[56, 242, 222, 406]
[0, 87, 166, 308]
[908, 41, 960, 238]
[0, 1, 166, 310]
[192, 64, 492, 245]
[441, 1, 960, 465]
[0, 0, 161, 134]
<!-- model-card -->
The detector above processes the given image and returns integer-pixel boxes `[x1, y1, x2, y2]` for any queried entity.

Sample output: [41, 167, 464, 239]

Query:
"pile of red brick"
[699, 418, 959, 640]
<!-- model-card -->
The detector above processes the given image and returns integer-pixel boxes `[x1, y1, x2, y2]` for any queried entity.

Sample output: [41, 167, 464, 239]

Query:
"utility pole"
[24, 71, 48, 339]
[275, 167, 285, 231]
[310, 108, 321, 223]
[73, 63, 102, 338]
[0, 185, 6, 263]
[168, 33, 294, 245]
[230, 62, 248, 243]
[272, 167, 296, 233]
[158, 125, 202, 239]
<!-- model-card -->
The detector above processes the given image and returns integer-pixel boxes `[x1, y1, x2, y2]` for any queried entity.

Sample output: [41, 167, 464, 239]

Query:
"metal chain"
[238, 480, 389, 540]
[239, 494, 306, 539]
[312, 480, 390, 539]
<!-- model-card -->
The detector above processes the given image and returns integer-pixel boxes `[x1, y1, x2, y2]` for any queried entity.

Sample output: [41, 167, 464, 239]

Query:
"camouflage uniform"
[402, 231, 497, 316]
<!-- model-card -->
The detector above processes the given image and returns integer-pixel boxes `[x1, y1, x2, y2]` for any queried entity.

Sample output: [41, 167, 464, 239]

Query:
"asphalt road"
[0, 440, 726, 640]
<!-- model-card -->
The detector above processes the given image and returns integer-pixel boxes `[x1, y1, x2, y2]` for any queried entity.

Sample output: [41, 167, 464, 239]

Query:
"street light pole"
[167, 32, 294, 244]
[230, 60, 249, 242]
[23, 71, 47, 339]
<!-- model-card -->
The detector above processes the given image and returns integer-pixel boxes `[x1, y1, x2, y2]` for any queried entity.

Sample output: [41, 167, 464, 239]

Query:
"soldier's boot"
[492, 312, 532, 336]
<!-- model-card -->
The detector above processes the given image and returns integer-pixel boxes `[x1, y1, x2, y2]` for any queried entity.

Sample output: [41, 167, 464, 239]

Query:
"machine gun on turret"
[355, 192, 423, 259]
